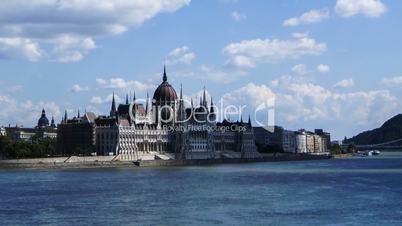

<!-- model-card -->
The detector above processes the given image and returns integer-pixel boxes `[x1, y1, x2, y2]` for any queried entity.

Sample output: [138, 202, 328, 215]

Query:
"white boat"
[372, 150, 381, 155]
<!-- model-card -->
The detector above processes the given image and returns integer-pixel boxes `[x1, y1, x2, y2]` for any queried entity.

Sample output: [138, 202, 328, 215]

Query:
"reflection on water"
[1, 152, 402, 226]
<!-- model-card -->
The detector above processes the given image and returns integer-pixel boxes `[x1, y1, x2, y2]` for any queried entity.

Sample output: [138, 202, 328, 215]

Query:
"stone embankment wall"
[0, 154, 332, 169]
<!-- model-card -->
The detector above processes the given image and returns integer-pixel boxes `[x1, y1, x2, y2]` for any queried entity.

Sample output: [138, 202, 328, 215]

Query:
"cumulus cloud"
[317, 64, 330, 73]
[0, 38, 42, 61]
[90, 93, 122, 105]
[223, 33, 327, 67]
[224, 55, 255, 68]
[0, 95, 61, 127]
[231, 11, 246, 22]
[219, 76, 400, 137]
[71, 84, 90, 93]
[292, 64, 308, 75]
[335, 0, 387, 18]
[221, 83, 276, 108]
[382, 76, 402, 87]
[283, 9, 330, 26]
[199, 64, 248, 83]
[166, 46, 195, 65]
[334, 78, 355, 88]
[52, 36, 97, 63]
[0, 0, 191, 62]
[96, 77, 155, 92]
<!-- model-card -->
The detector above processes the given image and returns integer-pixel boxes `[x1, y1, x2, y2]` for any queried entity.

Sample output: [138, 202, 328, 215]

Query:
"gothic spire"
[203, 86, 207, 107]
[163, 64, 167, 82]
[180, 84, 183, 100]
[248, 115, 252, 127]
[133, 91, 136, 102]
[145, 92, 149, 114]
[125, 93, 129, 105]
[77, 109, 80, 118]
[210, 96, 214, 113]
[64, 110, 68, 123]
[51, 116, 56, 128]
[110, 91, 117, 117]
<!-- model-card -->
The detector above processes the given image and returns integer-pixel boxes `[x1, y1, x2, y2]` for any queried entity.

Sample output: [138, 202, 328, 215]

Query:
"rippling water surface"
[1, 152, 402, 226]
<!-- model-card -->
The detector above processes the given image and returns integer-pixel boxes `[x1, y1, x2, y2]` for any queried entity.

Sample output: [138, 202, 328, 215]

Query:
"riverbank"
[333, 153, 354, 158]
[0, 154, 332, 170]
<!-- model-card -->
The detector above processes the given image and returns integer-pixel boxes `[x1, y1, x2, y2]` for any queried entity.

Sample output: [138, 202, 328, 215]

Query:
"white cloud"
[0, 95, 61, 127]
[96, 77, 155, 92]
[335, 0, 387, 18]
[231, 11, 246, 22]
[90, 93, 122, 105]
[0, 0, 191, 62]
[217, 76, 400, 137]
[166, 46, 195, 65]
[71, 84, 90, 93]
[199, 64, 248, 83]
[225, 55, 255, 68]
[52, 36, 97, 63]
[96, 78, 107, 85]
[317, 64, 330, 73]
[334, 78, 354, 88]
[292, 64, 308, 75]
[382, 76, 402, 87]
[221, 83, 276, 108]
[0, 38, 42, 61]
[283, 9, 330, 26]
[223, 34, 327, 67]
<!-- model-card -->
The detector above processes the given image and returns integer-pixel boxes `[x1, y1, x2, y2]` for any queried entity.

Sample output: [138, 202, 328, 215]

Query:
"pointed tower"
[209, 96, 216, 122]
[110, 91, 117, 117]
[180, 84, 183, 100]
[145, 92, 149, 115]
[64, 110, 68, 123]
[77, 109, 80, 118]
[51, 116, 56, 128]
[133, 91, 136, 103]
[163, 64, 167, 82]
[199, 95, 202, 106]
[203, 86, 207, 107]
[125, 94, 129, 105]
[177, 84, 186, 122]
[248, 115, 252, 127]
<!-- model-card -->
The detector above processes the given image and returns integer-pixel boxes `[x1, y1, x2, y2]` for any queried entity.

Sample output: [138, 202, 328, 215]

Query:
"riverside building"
[59, 66, 261, 161]
[4, 109, 57, 141]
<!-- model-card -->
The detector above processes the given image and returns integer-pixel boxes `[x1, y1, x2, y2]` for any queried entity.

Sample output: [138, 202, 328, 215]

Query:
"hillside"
[345, 114, 402, 145]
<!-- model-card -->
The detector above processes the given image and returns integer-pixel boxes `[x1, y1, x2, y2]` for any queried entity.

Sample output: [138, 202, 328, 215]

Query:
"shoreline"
[0, 154, 332, 170]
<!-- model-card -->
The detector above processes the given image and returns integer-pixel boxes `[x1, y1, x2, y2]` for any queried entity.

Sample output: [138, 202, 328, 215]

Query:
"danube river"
[1, 153, 402, 226]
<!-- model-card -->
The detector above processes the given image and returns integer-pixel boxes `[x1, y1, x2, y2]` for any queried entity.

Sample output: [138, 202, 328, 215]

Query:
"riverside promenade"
[0, 154, 332, 170]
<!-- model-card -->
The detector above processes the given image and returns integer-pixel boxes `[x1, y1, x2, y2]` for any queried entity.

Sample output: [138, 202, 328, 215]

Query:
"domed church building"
[58, 65, 261, 160]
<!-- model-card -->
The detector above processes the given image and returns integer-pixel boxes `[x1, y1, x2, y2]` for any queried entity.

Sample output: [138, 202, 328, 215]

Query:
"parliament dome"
[153, 66, 177, 102]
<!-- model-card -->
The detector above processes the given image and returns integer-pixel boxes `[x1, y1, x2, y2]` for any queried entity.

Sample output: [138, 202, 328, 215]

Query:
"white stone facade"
[94, 70, 261, 161]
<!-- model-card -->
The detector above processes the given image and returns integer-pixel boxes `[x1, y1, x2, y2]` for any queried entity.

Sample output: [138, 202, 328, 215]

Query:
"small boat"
[372, 150, 381, 155]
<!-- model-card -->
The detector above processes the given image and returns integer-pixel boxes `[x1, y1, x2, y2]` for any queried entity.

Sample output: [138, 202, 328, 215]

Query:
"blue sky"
[0, 0, 401, 140]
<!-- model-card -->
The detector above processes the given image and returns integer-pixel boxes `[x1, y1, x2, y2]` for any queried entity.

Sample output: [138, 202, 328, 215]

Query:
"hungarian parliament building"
[57, 67, 261, 161]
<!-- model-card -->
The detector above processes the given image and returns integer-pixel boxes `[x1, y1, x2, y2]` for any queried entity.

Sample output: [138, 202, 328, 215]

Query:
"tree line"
[0, 136, 59, 159]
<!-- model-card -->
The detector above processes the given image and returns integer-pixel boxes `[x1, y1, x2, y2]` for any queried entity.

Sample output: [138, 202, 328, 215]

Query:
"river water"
[1, 152, 402, 225]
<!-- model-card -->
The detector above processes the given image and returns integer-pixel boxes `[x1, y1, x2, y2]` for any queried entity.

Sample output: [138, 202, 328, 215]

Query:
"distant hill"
[345, 114, 402, 145]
